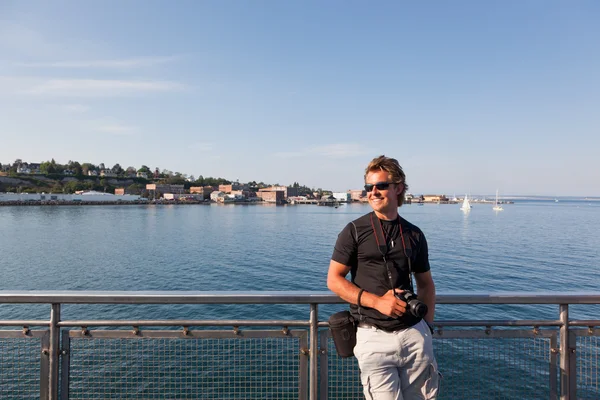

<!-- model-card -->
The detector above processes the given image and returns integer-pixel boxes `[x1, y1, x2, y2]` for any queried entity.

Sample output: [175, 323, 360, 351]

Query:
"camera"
[396, 290, 428, 318]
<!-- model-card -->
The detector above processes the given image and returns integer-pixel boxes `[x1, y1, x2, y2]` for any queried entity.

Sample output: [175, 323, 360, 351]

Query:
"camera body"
[396, 290, 428, 319]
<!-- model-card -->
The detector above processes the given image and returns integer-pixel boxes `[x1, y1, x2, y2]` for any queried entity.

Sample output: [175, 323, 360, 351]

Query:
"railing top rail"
[1, 291, 600, 304]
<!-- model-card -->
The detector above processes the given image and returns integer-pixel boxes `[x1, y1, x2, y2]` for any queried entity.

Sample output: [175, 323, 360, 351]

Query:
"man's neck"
[374, 210, 399, 221]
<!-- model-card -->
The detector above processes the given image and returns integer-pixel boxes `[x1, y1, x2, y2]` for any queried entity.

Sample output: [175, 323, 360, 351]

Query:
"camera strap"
[369, 212, 415, 293]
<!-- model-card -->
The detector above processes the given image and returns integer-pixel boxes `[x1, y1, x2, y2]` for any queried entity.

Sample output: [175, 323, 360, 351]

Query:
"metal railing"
[0, 291, 599, 400]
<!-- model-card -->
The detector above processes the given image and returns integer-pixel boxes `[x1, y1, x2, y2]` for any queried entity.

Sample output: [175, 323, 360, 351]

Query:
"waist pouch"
[329, 310, 356, 358]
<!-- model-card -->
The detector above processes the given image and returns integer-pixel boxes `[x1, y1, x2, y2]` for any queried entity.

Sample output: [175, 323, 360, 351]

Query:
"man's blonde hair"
[364, 155, 408, 206]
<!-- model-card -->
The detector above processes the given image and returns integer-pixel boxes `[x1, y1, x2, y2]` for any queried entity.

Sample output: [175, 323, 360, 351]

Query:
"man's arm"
[327, 260, 406, 318]
[414, 271, 435, 324]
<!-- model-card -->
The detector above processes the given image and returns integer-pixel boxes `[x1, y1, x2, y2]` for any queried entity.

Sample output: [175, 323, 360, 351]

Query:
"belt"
[357, 322, 378, 329]
[357, 322, 409, 333]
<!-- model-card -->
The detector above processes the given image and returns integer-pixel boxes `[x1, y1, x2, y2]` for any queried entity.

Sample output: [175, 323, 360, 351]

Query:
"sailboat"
[493, 189, 503, 211]
[460, 194, 472, 211]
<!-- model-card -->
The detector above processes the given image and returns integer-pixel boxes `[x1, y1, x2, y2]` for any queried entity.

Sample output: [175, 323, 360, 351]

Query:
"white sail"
[493, 189, 503, 211]
[460, 194, 471, 211]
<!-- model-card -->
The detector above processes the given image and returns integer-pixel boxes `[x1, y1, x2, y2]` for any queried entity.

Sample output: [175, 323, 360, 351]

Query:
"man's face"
[365, 170, 402, 217]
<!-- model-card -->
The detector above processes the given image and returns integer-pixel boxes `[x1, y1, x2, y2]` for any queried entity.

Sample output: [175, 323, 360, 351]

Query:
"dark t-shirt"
[331, 211, 431, 331]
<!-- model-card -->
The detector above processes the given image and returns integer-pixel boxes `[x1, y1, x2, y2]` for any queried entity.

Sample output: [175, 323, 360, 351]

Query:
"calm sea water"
[1, 200, 599, 322]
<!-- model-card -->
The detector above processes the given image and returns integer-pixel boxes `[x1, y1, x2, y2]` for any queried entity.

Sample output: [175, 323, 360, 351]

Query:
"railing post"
[319, 331, 329, 400]
[309, 303, 318, 400]
[49, 304, 60, 400]
[559, 304, 569, 400]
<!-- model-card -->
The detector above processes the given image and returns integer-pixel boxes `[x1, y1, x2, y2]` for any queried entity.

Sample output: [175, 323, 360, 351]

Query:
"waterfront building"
[146, 184, 184, 194]
[115, 186, 141, 195]
[259, 186, 297, 199]
[210, 191, 235, 203]
[218, 183, 241, 193]
[256, 190, 284, 204]
[0, 191, 141, 202]
[163, 193, 204, 201]
[423, 194, 449, 203]
[332, 192, 351, 202]
[348, 189, 366, 202]
[190, 186, 214, 200]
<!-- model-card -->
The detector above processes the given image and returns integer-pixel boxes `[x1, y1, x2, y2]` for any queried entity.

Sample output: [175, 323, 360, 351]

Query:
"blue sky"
[1, 1, 598, 196]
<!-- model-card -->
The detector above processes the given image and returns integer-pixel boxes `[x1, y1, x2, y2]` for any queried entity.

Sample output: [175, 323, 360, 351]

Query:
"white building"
[210, 191, 234, 203]
[332, 192, 351, 202]
[163, 193, 203, 201]
[0, 191, 142, 203]
[100, 170, 117, 178]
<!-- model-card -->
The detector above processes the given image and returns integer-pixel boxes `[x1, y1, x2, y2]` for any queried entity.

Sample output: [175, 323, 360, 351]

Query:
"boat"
[492, 189, 503, 211]
[460, 194, 472, 211]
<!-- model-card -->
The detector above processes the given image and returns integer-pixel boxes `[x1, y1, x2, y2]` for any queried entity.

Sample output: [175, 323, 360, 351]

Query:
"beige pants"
[353, 320, 441, 400]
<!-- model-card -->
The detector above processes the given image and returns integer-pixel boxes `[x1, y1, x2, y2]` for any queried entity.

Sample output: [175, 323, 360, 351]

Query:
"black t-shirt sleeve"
[413, 232, 431, 274]
[331, 223, 358, 268]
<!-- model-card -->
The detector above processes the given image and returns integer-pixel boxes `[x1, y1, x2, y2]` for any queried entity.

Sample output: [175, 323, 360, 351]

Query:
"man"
[327, 155, 440, 400]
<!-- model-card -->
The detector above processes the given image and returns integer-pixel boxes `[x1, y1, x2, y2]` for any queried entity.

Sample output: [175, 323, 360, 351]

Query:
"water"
[1, 201, 599, 398]
[1, 200, 599, 320]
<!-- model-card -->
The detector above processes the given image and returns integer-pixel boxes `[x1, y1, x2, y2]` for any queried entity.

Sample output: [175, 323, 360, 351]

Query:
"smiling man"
[327, 155, 440, 399]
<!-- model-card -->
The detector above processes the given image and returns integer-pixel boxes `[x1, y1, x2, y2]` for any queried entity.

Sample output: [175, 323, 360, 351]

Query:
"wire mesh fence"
[1, 293, 600, 400]
[0, 331, 47, 400]
[65, 330, 307, 400]
[573, 329, 600, 399]
[322, 328, 557, 400]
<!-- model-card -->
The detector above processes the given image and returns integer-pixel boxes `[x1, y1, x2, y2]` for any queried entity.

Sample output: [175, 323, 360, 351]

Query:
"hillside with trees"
[0, 159, 322, 196]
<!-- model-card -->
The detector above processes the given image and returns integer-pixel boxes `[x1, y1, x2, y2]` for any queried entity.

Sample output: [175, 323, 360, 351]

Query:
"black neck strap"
[369, 212, 414, 292]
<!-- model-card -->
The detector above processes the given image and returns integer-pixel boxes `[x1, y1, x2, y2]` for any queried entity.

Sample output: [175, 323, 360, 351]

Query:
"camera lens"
[410, 301, 428, 318]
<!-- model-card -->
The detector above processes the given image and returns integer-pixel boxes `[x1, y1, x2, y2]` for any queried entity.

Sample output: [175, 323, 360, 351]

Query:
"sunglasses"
[364, 181, 397, 192]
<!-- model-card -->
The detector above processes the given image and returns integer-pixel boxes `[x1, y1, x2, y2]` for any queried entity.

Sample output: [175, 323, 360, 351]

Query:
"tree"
[63, 181, 85, 194]
[40, 161, 56, 174]
[112, 163, 123, 175]
[51, 182, 62, 193]
[126, 166, 137, 175]
[138, 165, 150, 173]
[81, 163, 96, 175]
[68, 161, 82, 176]
[98, 163, 105, 170]
[127, 183, 143, 194]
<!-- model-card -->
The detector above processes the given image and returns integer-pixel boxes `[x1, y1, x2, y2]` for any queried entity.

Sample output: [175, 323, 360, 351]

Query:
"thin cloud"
[95, 124, 139, 135]
[274, 143, 370, 159]
[189, 142, 214, 152]
[16, 56, 179, 69]
[23, 78, 186, 97]
[311, 143, 368, 158]
[273, 151, 306, 158]
[61, 104, 90, 113]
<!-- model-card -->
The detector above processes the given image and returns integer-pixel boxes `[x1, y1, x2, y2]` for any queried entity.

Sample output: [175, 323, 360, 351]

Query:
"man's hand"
[374, 289, 407, 318]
